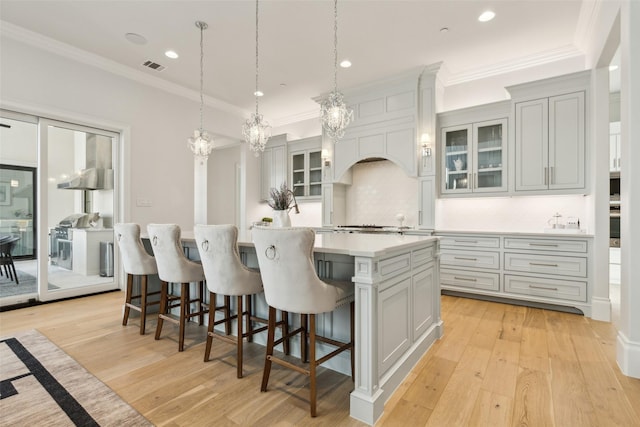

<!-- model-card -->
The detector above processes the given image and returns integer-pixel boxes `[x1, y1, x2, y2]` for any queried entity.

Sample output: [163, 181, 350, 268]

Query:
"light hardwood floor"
[1, 291, 639, 426]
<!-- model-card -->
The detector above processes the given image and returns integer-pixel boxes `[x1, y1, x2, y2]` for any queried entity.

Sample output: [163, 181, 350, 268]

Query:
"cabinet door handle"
[419, 210, 422, 225]
[454, 240, 478, 244]
[475, 173, 478, 189]
[455, 256, 478, 261]
[529, 285, 558, 291]
[544, 167, 548, 185]
[529, 262, 559, 267]
[528, 243, 559, 247]
[324, 261, 332, 278]
[454, 276, 477, 282]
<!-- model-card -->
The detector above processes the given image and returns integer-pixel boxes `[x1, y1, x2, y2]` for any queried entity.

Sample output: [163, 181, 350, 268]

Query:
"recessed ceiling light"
[609, 65, 619, 71]
[125, 32, 147, 45]
[280, 83, 287, 87]
[254, 90, 264, 97]
[340, 59, 352, 68]
[164, 50, 179, 59]
[478, 10, 496, 22]
[440, 27, 449, 33]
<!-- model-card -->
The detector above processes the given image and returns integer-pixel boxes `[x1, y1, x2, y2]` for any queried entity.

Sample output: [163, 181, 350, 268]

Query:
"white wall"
[0, 36, 246, 231]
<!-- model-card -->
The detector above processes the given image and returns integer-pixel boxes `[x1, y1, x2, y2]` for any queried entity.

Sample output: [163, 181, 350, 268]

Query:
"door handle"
[544, 167, 548, 185]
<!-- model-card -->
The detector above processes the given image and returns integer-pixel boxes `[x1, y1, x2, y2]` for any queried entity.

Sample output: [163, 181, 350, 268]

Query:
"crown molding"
[0, 21, 251, 119]
[444, 45, 585, 86]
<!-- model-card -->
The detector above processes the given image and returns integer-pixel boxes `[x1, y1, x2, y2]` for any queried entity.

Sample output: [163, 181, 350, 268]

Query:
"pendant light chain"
[333, 0, 338, 93]
[199, 22, 205, 132]
[255, 0, 260, 115]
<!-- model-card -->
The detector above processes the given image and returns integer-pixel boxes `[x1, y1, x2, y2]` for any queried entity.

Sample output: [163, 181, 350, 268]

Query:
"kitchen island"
[178, 230, 442, 425]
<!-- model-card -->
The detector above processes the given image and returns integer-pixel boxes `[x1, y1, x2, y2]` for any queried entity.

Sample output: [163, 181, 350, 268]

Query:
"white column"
[617, 0, 640, 378]
[194, 156, 207, 226]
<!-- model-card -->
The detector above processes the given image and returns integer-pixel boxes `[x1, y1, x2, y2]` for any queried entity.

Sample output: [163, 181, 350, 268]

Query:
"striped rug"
[0, 330, 151, 426]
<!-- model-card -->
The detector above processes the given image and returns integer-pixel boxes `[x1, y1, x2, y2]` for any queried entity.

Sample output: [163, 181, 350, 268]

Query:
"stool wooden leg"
[301, 314, 308, 363]
[309, 313, 317, 417]
[179, 282, 189, 352]
[123, 273, 134, 326]
[198, 281, 205, 326]
[350, 301, 355, 380]
[246, 295, 253, 343]
[139, 275, 148, 335]
[261, 306, 277, 392]
[237, 295, 244, 379]
[282, 311, 290, 355]
[204, 291, 215, 362]
[224, 295, 231, 335]
[155, 281, 168, 341]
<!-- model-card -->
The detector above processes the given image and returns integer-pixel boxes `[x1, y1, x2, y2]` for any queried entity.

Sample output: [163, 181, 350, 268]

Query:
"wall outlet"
[136, 198, 152, 207]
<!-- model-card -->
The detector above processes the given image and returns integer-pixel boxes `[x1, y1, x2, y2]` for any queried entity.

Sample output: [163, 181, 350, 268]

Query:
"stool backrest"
[147, 223, 204, 283]
[114, 223, 157, 275]
[194, 224, 263, 296]
[252, 227, 337, 314]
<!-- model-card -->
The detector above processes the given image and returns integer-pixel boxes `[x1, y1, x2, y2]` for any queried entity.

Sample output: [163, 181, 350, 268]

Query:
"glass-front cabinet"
[441, 118, 507, 195]
[289, 136, 322, 199]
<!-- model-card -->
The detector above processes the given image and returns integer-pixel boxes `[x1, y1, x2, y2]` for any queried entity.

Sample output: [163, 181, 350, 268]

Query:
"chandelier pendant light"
[188, 21, 214, 159]
[242, 0, 271, 156]
[320, 0, 353, 142]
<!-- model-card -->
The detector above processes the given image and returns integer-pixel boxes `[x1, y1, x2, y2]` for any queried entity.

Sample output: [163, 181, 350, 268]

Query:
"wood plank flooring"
[1, 291, 639, 426]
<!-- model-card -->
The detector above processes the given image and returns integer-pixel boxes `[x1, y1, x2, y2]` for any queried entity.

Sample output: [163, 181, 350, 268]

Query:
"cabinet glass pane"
[309, 169, 322, 184]
[292, 153, 304, 172]
[309, 151, 321, 169]
[444, 128, 469, 190]
[309, 183, 322, 196]
[475, 123, 503, 189]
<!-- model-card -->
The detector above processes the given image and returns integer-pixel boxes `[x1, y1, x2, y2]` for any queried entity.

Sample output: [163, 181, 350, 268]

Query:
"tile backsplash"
[345, 160, 418, 226]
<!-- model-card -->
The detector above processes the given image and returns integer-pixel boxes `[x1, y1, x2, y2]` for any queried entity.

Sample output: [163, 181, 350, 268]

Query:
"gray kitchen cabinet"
[514, 92, 585, 191]
[289, 136, 322, 200]
[260, 134, 288, 201]
[417, 177, 435, 229]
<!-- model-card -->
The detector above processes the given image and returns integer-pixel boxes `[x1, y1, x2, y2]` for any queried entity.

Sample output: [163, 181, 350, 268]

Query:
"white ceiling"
[1, 0, 591, 125]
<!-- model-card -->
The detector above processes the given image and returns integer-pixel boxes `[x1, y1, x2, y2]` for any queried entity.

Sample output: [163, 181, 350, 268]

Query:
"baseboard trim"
[590, 296, 612, 321]
[617, 330, 640, 378]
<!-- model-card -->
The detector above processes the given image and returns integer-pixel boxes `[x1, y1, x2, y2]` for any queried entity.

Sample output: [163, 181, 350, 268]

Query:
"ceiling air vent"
[142, 60, 166, 72]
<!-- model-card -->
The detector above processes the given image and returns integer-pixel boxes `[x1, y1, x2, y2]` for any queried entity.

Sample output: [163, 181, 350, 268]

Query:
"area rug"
[0, 330, 152, 426]
[0, 271, 59, 298]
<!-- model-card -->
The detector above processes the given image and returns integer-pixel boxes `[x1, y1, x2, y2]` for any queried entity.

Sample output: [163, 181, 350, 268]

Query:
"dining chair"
[252, 226, 354, 417]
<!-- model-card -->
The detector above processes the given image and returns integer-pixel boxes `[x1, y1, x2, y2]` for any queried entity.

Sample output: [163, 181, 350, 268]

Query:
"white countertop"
[435, 229, 594, 238]
[178, 230, 438, 258]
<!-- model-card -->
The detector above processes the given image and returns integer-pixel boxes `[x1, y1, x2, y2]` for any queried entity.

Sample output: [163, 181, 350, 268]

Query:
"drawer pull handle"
[454, 240, 478, 244]
[529, 262, 558, 267]
[454, 276, 477, 282]
[529, 285, 558, 291]
[528, 243, 559, 247]
[455, 257, 478, 261]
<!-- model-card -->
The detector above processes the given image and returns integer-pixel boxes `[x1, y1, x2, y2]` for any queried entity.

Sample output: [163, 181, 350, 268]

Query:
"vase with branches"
[267, 183, 299, 227]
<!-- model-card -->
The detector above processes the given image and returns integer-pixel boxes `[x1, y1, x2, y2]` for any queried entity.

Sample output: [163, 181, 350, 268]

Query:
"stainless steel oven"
[610, 200, 620, 248]
[50, 226, 73, 269]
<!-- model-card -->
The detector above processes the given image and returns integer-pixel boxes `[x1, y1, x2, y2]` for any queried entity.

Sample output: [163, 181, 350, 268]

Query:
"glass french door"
[38, 119, 119, 302]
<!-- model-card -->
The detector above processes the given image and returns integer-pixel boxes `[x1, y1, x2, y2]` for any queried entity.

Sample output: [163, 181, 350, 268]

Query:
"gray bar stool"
[114, 223, 159, 335]
[252, 226, 355, 417]
[147, 223, 211, 352]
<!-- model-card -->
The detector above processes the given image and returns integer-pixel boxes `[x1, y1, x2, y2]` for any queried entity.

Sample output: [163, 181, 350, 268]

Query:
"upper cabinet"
[288, 136, 322, 200]
[514, 92, 585, 191]
[508, 71, 589, 194]
[437, 101, 509, 197]
[260, 134, 288, 201]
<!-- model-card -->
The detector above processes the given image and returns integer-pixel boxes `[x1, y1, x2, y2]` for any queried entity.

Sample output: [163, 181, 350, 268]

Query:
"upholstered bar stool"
[147, 223, 209, 352]
[252, 227, 355, 417]
[194, 224, 289, 378]
[114, 223, 159, 335]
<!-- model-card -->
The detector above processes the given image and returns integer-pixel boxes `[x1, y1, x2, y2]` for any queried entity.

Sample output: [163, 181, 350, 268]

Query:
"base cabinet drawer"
[441, 250, 500, 270]
[503, 238, 587, 253]
[441, 269, 500, 291]
[439, 236, 500, 249]
[504, 253, 587, 277]
[504, 275, 587, 302]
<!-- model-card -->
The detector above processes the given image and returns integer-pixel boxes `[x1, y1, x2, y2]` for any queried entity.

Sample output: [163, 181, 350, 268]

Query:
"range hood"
[57, 134, 113, 190]
[57, 168, 113, 190]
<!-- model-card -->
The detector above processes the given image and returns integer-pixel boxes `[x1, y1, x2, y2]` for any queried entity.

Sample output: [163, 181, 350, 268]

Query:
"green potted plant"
[267, 183, 299, 227]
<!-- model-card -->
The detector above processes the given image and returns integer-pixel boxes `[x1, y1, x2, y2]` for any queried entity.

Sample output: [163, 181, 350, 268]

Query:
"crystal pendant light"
[242, 0, 271, 155]
[188, 21, 214, 159]
[320, 0, 353, 142]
